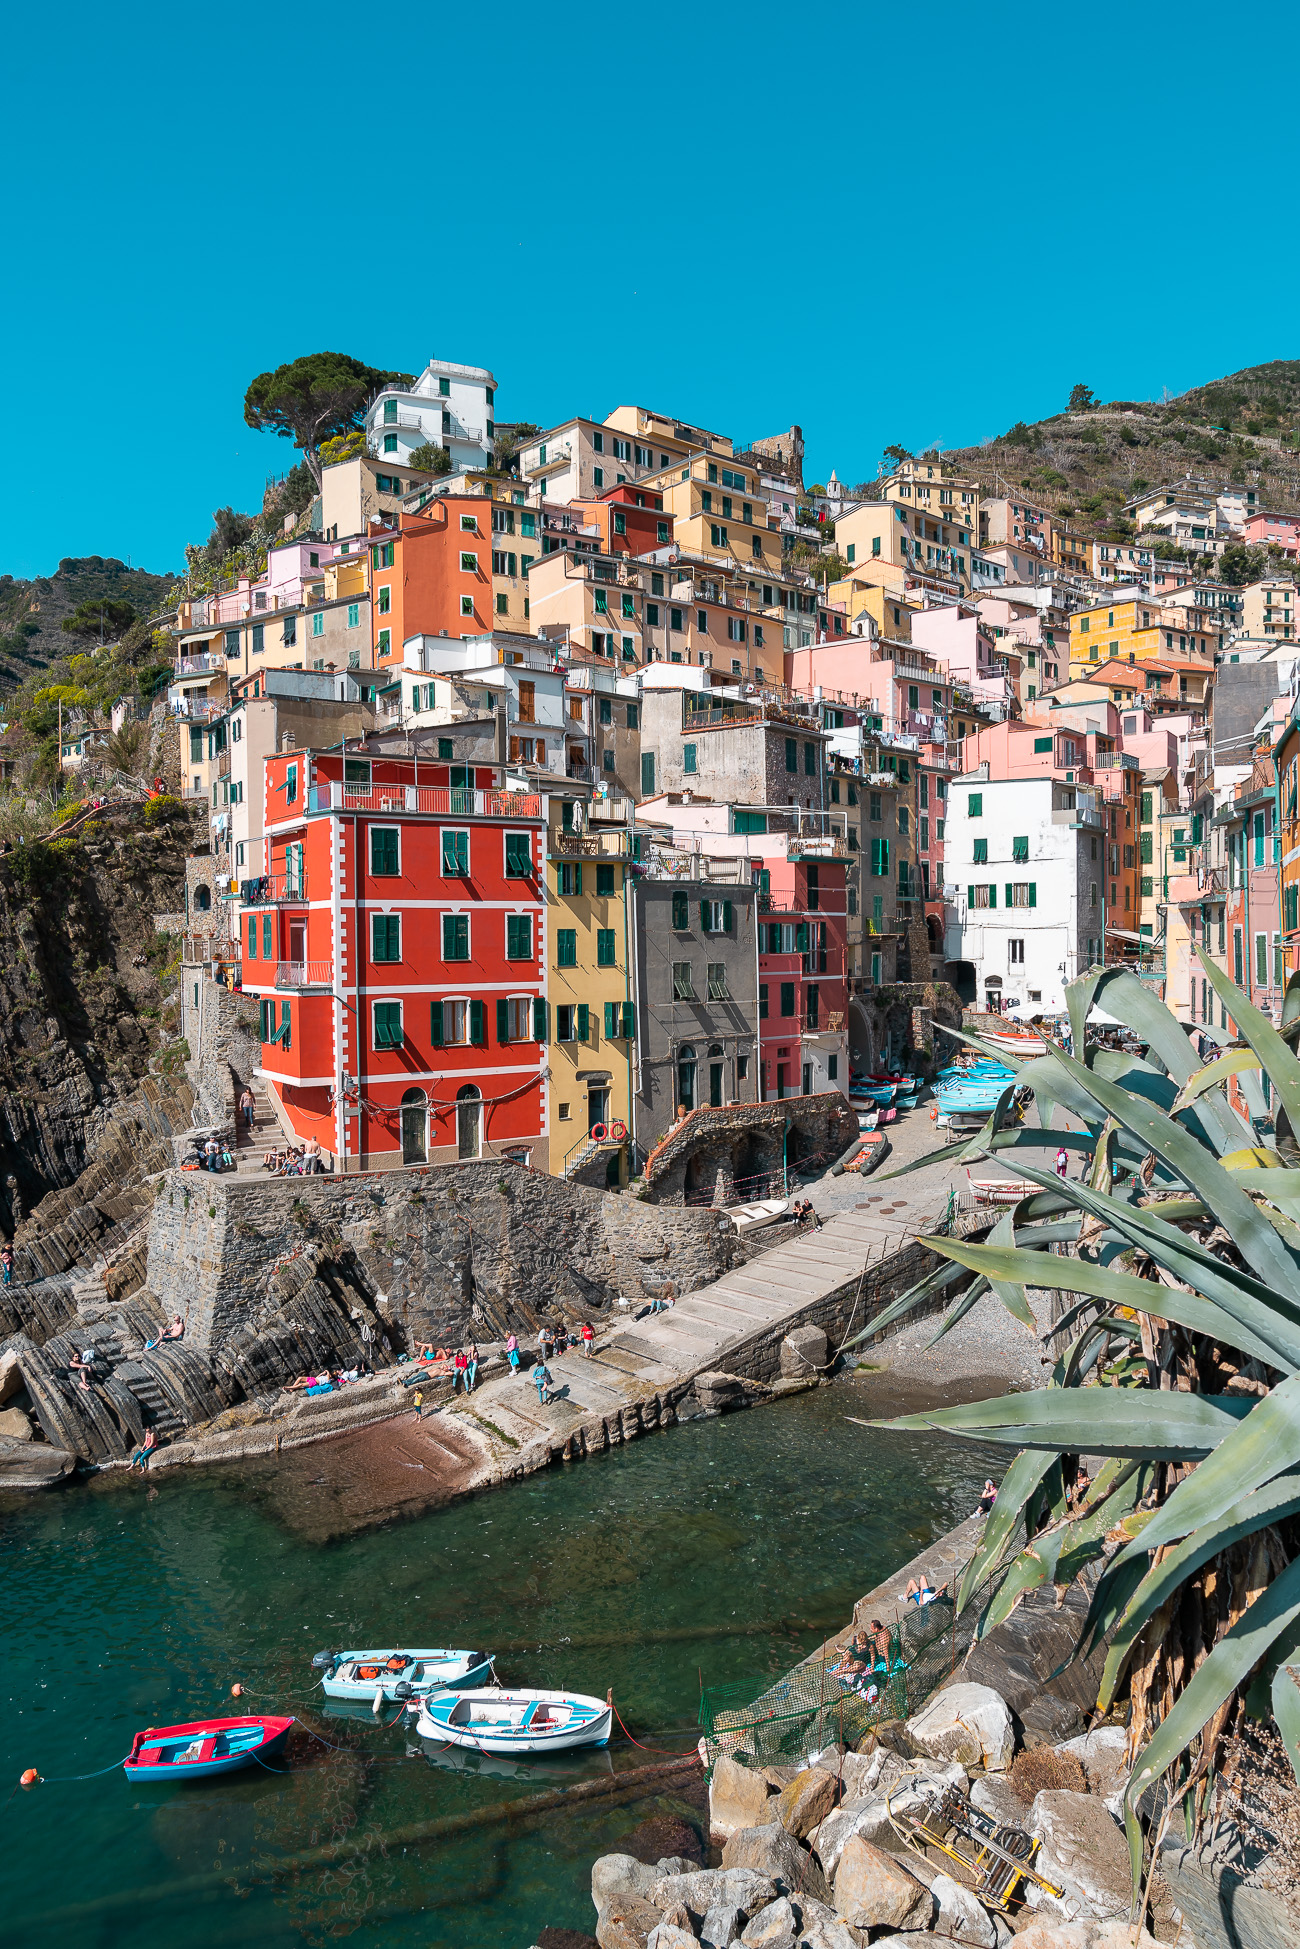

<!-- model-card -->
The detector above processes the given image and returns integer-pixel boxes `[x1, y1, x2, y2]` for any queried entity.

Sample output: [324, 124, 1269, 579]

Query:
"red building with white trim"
[240, 747, 548, 1171]
[756, 853, 848, 1100]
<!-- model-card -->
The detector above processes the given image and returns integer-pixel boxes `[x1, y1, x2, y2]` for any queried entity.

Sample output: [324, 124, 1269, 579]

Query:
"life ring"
[609, 1118, 627, 1141]
[590, 1122, 608, 1142]
[929, 1106, 938, 1121]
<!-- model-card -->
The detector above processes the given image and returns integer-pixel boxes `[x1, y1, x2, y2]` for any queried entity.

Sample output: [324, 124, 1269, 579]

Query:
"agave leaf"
[1198, 946, 1300, 1140]
[1283, 971, 1300, 1039]
[1126, 1555, 1300, 1863]
[1069, 1553, 1153, 1673]
[985, 1156, 1300, 1366]
[1273, 1659, 1300, 1787]
[1114, 1371, 1300, 1565]
[981, 1208, 1037, 1329]
[840, 1256, 968, 1350]
[1066, 966, 1251, 1155]
[1095, 1468, 1300, 1711]
[917, 1233, 1297, 1374]
[1173, 1048, 1263, 1109]
[877, 1385, 1252, 1458]
[934, 1022, 1035, 1070]
[980, 1464, 1142, 1637]
[955, 1446, 1058, 1613]
[925, 1277, 991, 1346]
[1046, 1044, 1300, 1290]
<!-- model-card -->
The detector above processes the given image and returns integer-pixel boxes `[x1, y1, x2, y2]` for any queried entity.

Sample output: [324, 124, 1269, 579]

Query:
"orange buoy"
[231, 1683, 244, 1697]
[20, 1768, 39, 1786]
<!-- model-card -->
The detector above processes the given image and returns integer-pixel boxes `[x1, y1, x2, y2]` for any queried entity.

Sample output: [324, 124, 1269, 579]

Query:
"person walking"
[1055, 1145, 1069, 1181]
[534, 1360, 552, 1407]
[465, 1343, 479, 1393]
[1, 1244, 12, 1287]
[581, 1320, 594, 1358]
[506, 1332, 520, 1375]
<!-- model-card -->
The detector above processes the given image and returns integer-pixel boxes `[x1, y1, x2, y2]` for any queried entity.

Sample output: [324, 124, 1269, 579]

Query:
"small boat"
[124, 1715, 293, 1782]
[312, 1647, 492, 1703]
[967, 1177, 1041, 1205]
[856, 1108, 879, 1132]
[415, 1686, 613, 1755]
[719, 1196, 789, 1236]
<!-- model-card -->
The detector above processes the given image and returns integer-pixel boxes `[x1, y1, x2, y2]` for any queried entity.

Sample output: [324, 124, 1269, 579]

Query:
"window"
[973, 837, 988, 864]
[707, 962, 728, 1000]
[969, 884, 996, 908]
[804, 742, 816, 776]
[1006, 882, 1037, 908]
[898, 805, 910, 835]
[683, 742, 698, 775]
[557, 928, 577, 967]
[672, 960, 695, 999]
[558, 862, 582, 896]
[869, 792, 881, 822]
[311, 611, 324, 638]
[370, 912, 401, 963]
[373, 1001, 402, 1050]
[596, 929, 616, 966]
[870, 837, 890, 876]
[441, 828, 469, 876]
[596, 863, 615, 896]
[779, 981, 795, 1017]
[785, 738, 798, 772]
[641, 753, 656, 796]
[557, 1004, 588, 1042]
[507, 914, 532, 960]
[442, 913, 469, 960]
[968, 792, 982, 816]
[701, 899, 733, 933]
[262, 913, 272, 958]
[1257, 933, 1269, 987]
[498, 997, 532, 1043]
[1009, 939, 1025, 964]
[459, 598, 473, 618]
[1012, 836, 1029, 863]
[505, 832, 531, 879]
[672, 891, 689, 929]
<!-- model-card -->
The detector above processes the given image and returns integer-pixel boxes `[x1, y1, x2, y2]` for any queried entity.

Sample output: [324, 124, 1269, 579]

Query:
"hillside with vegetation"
[925, 358, 1300, 551]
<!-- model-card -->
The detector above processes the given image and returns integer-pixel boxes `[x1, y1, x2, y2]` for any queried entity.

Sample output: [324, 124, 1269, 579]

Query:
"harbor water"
[2, 1379, 1000, 1947]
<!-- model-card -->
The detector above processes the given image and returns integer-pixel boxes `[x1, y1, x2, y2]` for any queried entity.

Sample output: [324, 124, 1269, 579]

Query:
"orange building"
[369, 495, 543, 671]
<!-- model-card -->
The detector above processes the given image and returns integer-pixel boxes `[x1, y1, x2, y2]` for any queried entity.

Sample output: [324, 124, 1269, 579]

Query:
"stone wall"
[183, 975, 261, 1131]
[643, 1091, 858, 1203]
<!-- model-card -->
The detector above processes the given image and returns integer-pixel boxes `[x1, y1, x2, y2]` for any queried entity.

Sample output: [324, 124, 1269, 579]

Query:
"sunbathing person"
[904, 1574, 945, 1607]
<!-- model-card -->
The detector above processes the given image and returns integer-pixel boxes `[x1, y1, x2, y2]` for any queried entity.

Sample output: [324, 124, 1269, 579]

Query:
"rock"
[695, 1372, 746, 1411]
[832, 1836, 935, 1932]
[1018, 1692, 1086, 1748]
[537, 1929, 602, 1949]
[739, 1896, 799, 1947]
[623, 1815, 706, 1866]
[659, 1859, 696, 1878]
[710, 1755, 777, 1838]
[868, 1938, 948, 1949]
[1053, 1728, 1129, 1802]
[596, 1895, 665, 1949]
[970, 1774, 1028, 1829]
[594, 1855, 664, 1911]
[648, 1869, 777, 1921]
[0, 1435, 74, 1489]
[646, 1925, 697, 1949]
[1027, 1790, 1132, 1921]
[0, 1405, 32, 1440]
[793, 1895, 865, 1949]
[1010, 1928, 1174, 1949]
[758, 1764, 802, 1789]
[931, 1872, 997, 1947]
[780, 1325, 829, 1378]
[838, 1748, 893, 1802]
[808, 1798, 893, 1879]
[907, 1683, 1015, 1773]
[774, 1766, 839, 1840]
[699, 1902, 746, 1947]
[720, 1825, 829, 1903]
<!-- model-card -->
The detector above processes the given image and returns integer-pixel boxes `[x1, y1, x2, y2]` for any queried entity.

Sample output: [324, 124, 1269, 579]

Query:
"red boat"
[124, 1715, 294, 1782]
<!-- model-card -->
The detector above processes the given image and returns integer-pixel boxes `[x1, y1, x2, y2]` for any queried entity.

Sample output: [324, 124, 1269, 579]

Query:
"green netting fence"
[698, 1569, 1003, 1775]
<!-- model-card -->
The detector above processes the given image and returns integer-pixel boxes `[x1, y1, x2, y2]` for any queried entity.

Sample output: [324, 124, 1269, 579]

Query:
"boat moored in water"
[312, 1647, 492, 1702]
[415, 1686, 613, 1754]
[123, 1715, 293, 1782]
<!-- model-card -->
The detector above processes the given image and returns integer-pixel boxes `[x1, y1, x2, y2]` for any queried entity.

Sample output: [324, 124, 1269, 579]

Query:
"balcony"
[275, 961, 333, 990]
[308, 783, 541, 819]
[240, 873, 309, 906]
[788, 835, 849, 860]
[548, 830, 630, 858]
[174, 653, 229, 677]
[1052, 804, 1104, 830]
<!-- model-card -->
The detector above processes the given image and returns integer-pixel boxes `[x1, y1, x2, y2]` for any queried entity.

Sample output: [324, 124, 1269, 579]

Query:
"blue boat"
[124, 1715, 293, 1782]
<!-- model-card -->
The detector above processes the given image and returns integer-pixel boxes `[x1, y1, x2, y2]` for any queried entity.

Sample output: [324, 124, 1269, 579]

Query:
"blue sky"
[5, 1, 1297, 581]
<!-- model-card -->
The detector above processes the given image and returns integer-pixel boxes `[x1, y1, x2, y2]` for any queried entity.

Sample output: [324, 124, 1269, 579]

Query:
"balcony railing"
[547, 830, 630, 858]
[308, 783, 541, 819]
[788, 835, 849, 859]
[275, 961, 333, 990]
[240, 873, 308, 906]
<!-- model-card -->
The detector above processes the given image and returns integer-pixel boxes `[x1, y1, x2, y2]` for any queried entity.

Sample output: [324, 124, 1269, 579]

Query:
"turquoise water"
[1, 1383, 997, 1947]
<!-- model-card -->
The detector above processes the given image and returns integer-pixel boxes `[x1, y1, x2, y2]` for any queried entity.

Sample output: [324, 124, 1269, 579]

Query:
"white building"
[365, 357, 498, 474]
[943, 766, 1104, 1016]
[400, 631, 570, 773]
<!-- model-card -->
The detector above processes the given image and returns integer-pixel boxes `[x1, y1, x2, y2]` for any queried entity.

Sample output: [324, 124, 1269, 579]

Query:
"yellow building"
[546, 795, 636, 1185]
[1241, 577, 1297, 641]
[832, 499, 973, 594]
[881, 457, 981, 546]
[647, 453, 784, 577]
[1068, 596, 1218, 677]
[826, 574, 917, 641]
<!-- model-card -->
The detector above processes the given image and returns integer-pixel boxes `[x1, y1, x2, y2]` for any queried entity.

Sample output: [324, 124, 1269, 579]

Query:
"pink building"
[910, 605, 1019, 716]
[1245, 511, 1300, 558]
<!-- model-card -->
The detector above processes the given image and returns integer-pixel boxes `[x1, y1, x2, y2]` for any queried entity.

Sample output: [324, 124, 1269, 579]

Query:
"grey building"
[638, 687, 829, 815]
[631, 874, 761, 1154]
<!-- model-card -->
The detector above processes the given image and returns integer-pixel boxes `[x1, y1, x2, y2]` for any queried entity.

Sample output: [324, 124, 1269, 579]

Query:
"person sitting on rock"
[129, 1426, 157, 1471]
[162, 1315, 184, 1341]
[869, 1618, 892, 1665]
[976, 1478, 997, 1516]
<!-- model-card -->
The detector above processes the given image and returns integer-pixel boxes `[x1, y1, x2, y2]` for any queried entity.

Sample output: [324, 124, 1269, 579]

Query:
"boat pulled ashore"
[415, 1686, 613, 1755]
[311, 1646, 492, 1703]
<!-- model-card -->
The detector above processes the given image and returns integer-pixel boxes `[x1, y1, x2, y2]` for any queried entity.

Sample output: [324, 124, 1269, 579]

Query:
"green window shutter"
[700, 901, 709, 931]
[1033, 736, 1052, 753]
[262, 914, 272, 958]
[795, 921, 810, 953]
[430, 1001, 443, 1046]
[785, 738, 797, 772]
[605, 1001, 618, 1038]
[557, 929, 576, 966]
[497, 1000, 510, 1043]
[672, 891, 687, 928]
[621, 1001, 635, 1039]
[247, 916, 257, 959]
[722, 900, 732, 932]
[1006, 884, 1014, 907]
[780, 981, 795, 1016]
[597, 929, 615, 965]
[969, 792, 982, 816]
[506, 833, 531, 876]
[641, 752, 656, 796]
[470, 999, 485, 1045]
[988, 885, 996, 907]
[280, 1000, 291, 1050]
[596, 864, 615, 896]
[1028, 883, 1036, 908]
[882, 838, 889, 872]
[533, 997, 548, 1043]
[1140, 832, 1153, 864]
[573, 863, 582, 896]
[968, 885, 976, 904]
[1140, 792, 1152, 823]
[576, 1002, 589, 1040]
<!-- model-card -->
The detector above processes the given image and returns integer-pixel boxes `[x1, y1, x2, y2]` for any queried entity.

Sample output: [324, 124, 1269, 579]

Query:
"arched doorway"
[193, 884, 211, 913]
[400, 1088, 427, 1164]
[456, 1085, 482, 1160]
[677, 1044, 697, 1114]
[708, 1043, 724, 1108]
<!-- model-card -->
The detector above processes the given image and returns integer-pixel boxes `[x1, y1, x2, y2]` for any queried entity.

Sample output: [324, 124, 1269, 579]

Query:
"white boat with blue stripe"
[312, 1646, 491, 1703]
[416, 1686, 613, 1754]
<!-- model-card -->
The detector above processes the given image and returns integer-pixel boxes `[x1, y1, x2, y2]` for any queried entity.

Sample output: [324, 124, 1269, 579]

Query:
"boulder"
[1027, 1790, 1133, 1921]
[0, 1405, 32, 1440]
[1053, 1728, 1129, 1803]
[710, 1755, 776, 1839]
[659, 1858, 696, 1878]
[837, 1747, 893, 1803]
[699, 1903, 746, 1947]
[649, 1869, 777, 1921]
[906, 1683, 1015, 1773]
[931, 1872, 998, 1947]
[646, 1926, 697, 1949]
[832, 1836, 934, 1932]
[596, 1895, 665, 1949]
[808, 1798, 893, 1879]
[792, 1895, 866, 1949]
[780, 1326, 829, 1378]
[1018, 1691, 1086, 1749]
[0, 1435, 74, 1489]
[773, 1765, 839, 1840]
[969, 1773, 1028, 1830]
[695, 1372, 746, 1412]
[738, 1896, 799, 1947]
[594, 1855, 664, 1911]
[720, 1824, 829, 1903]
[1011, 1928, 1174, 1949]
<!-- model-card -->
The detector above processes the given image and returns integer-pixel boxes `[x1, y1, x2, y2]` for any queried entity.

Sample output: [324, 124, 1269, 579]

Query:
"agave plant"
[862, 955, 1300, 1894]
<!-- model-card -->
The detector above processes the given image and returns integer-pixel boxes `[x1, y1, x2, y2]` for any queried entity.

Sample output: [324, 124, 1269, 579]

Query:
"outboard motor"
[393, 1680, 415, 1701]
[311, 1649, 340, 1674]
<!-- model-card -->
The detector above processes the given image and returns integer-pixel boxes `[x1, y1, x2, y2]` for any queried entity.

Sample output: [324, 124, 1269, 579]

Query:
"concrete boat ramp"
[146, 1193, 950, 1508]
